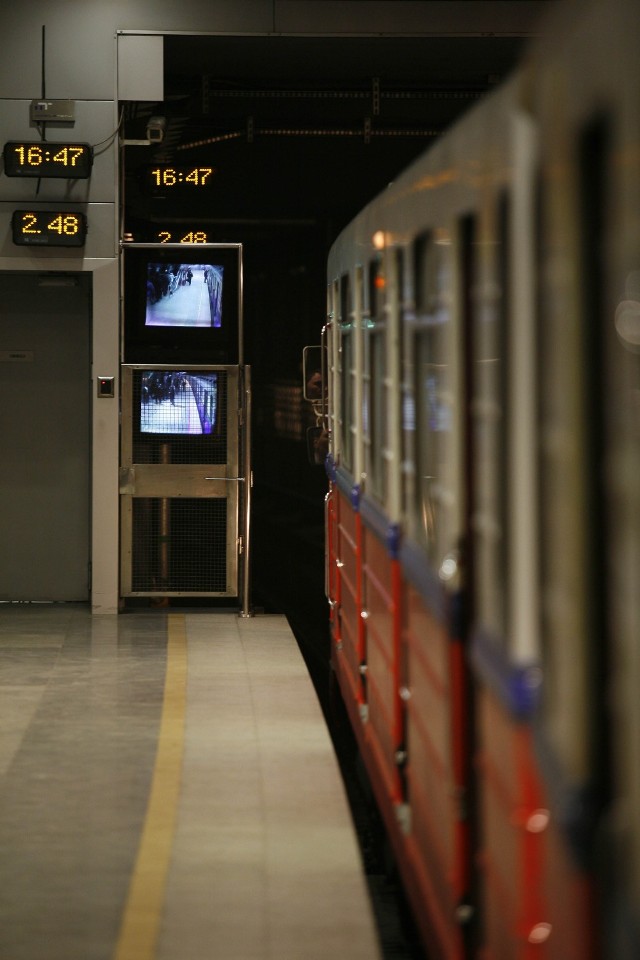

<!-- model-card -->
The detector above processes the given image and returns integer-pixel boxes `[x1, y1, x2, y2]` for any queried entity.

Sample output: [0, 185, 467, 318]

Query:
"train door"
[0, 272, 91, 601]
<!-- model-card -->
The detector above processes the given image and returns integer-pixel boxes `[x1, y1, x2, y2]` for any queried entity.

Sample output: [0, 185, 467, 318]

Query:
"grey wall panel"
[117, 35, 164, 102]
[0, 202, 117, 262]
[0, 14, 43, 100]
[0, 2, 273, 101]
[0, 6, 115, 101]
[0, 101, 117, 204]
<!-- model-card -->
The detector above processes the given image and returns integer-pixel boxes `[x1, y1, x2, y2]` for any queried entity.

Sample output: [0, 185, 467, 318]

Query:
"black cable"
[41, 24, 46, 99]
[35, 24, 46, 195]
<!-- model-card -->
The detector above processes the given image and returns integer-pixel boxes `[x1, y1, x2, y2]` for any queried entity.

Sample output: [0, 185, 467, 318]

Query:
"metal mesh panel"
[131, 497, 228, 593]
[131, 369, 228, 464]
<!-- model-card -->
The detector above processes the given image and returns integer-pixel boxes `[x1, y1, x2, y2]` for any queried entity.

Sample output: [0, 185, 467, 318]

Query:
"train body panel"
[320, 0, 640, 956]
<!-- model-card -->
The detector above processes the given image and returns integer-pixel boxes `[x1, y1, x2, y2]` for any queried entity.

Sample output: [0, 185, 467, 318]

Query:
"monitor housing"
[123, 243, 242, 364]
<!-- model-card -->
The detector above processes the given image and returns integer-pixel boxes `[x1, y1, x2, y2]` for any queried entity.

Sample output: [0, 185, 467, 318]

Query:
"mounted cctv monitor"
[139, 370, 219, 436]
[124, 365, 230, 466]
[123, 243, 242, 364]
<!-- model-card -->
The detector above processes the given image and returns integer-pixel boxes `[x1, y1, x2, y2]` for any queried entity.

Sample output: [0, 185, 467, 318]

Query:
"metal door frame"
[119, 363, 250, 607]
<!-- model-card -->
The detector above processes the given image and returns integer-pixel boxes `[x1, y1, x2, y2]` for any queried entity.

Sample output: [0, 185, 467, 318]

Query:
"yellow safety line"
[113, 614, 188, 960]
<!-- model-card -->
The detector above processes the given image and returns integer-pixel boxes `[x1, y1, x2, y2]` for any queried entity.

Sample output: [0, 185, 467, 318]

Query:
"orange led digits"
[146, 166, 215, 192]
[3, 141, 93, 178]
[11, 210, 87, 247]
[156, 230, 209, 244]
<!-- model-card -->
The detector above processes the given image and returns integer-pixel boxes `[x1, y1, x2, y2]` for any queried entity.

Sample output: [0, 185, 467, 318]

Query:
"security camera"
[146, 116, 166, 143]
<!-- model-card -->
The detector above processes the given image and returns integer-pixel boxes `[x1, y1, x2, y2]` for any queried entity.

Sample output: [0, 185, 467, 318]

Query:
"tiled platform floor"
[0, 605, 382, 960]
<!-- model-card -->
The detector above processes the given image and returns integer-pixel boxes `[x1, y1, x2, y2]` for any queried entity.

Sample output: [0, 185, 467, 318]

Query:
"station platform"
[0, 605, 382, 960]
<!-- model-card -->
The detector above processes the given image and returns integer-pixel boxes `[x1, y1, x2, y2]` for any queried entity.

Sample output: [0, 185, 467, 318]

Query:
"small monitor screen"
[123, 243, 240, 364]
[140, 370, 218, 435]
[145, 263, 223, 329]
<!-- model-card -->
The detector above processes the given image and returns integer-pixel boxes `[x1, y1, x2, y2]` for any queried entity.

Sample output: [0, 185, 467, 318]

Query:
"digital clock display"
[12, 209, 88, 247]
[157, 230, 210, 244]
[3, 141, 93, 179]
[123, 229, 211, 244]
[144, 166, 215, 193]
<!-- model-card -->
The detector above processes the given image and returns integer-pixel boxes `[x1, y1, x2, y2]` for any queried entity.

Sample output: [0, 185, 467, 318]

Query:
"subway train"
[308, 0, 640, 956]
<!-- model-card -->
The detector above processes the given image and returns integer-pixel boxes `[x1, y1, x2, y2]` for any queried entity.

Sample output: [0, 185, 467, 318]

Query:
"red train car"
[309, 1, 640, 956]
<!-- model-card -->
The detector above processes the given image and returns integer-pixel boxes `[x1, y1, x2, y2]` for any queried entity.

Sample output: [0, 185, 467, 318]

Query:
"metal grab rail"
[239, 364, 252, 618]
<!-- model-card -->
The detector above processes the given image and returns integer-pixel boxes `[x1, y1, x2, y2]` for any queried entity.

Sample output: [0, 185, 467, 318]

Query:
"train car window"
[394, 246, 405, 343]
[339, 274, 354, 472]
[578, 117, 612, 814]
[534, 168, 545, 648]
[362, 255, 386, 501]
[368, 258, 383, 323]
[401, 239, 424, 524]
[369, 328, 386, 501]
[365, 257, 387, 502]
[460, 214, 477, 609]
[472, 193, 510, 643]
[326, 280, 339, 463]
[536, 117, 612, 799]
[411, 231, 456, 566]
[399, 246, 413, 517]
[362, 262, 374, 475]
[384, 245, 405, 522]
